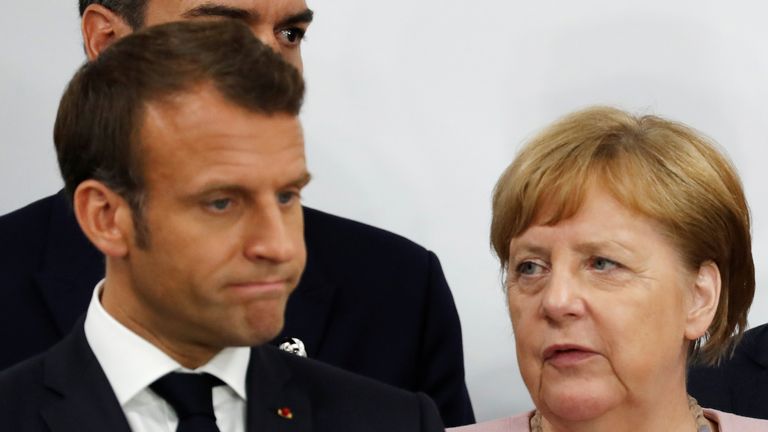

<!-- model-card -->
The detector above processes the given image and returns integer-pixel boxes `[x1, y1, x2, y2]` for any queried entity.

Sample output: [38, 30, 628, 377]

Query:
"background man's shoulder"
[303, 206, 429, 255]
[688, 323, 768, 417]
[302, 205, 438, 286]
[296, 206, 473, 427]
[0, 192, 64, 297]
[0, 192, 62, 252]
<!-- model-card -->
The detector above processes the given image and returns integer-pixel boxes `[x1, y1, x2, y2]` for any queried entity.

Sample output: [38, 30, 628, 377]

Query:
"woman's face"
[507, 187, 707, 423]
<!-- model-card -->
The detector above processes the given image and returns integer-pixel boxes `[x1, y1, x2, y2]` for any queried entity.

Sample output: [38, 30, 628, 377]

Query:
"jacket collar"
[40, 318, 132, 432]
[42, 319, 314, 431]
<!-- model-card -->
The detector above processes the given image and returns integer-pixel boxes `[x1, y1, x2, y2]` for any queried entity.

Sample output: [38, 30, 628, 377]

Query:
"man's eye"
[592, 257, 619, 271]
[278, 28, 306, 45]
[207, 198, 231, 212]
[277, 191, 299, 205]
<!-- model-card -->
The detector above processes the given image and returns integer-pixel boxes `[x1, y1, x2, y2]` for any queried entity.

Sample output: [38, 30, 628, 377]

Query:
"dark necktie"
[150, 372, 225, 432]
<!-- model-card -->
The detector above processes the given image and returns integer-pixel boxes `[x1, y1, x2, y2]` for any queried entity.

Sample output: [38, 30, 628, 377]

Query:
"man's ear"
[72, 180, 135, 258]
[684, 260, 721, 340]
[81, 4, 134, 61]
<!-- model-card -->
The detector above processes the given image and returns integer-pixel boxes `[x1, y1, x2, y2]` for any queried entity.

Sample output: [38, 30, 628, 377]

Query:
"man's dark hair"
[54, 19, 305, 245]
[79, 0, 148, 29]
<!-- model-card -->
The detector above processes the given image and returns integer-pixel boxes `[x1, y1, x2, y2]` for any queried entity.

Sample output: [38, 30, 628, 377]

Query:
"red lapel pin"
[277, 407, 294, 420]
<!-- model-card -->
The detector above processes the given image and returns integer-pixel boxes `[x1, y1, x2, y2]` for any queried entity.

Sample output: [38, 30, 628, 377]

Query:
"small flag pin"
[277, 407, 294, 420]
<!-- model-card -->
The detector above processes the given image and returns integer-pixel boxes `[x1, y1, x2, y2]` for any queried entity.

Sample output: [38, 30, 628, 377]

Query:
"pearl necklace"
[529, 396, 712, 431]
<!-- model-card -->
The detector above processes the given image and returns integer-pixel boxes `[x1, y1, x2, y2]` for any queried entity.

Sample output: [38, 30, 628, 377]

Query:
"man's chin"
[240, 312, 287, 346]
[204, 301, 289, 347]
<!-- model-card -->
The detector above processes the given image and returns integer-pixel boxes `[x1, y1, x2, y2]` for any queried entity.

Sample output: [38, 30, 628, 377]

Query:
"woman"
[453, 107, 768, 431]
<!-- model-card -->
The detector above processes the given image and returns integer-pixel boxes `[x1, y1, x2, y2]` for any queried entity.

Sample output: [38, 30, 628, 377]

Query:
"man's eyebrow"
[182, 4, 255, 21]
[288, 172, 312, 189]
[278, 9, 314, 27]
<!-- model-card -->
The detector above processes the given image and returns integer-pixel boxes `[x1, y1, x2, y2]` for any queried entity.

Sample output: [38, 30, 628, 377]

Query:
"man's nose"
[242, 202, 299, 264]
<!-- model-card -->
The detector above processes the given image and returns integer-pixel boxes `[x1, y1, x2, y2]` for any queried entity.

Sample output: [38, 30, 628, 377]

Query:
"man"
[688, 323, 768, 420]
[0, 20, 444, 431]
[0, 0, 474, 426]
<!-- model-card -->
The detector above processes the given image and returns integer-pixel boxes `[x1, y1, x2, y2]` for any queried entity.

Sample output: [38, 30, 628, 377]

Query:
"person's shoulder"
[259, 345, 444, 430]
[736, 323, 768, 364]
[0, 352, 48, 425]
[301, 205, 442, 288]
[704, 408, 768, 431]
[273, 343, 426, 399]
[0, 192, 62, 243]
[0, 192, 66, 279]
[691, 323, 768, 377]
[687, 323, 768, 415]
[447, 412, 533, 432]
[0, 320, 82, 390]
[0, 350, 46, 386]
[303, 206, 429, 255]
[0, 192, 62, 229]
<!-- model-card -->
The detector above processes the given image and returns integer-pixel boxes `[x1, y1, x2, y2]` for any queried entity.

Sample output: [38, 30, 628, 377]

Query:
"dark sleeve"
[417, 391, 447, 432]
[417, 251, 475, 426]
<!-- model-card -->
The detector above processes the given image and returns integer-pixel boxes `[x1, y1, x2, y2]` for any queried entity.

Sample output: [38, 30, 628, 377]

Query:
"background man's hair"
[54, 19, 305, 244]
[79, 0, 148, 29]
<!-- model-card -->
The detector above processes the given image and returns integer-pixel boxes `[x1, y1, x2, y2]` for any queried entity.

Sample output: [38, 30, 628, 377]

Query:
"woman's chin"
[539, 381, 623, 422]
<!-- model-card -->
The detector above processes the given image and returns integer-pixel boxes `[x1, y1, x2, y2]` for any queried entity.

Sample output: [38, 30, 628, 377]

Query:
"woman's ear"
[81, 4, 134, 61]
[685, 260, 721, 340]
[72, 180, 134, 258]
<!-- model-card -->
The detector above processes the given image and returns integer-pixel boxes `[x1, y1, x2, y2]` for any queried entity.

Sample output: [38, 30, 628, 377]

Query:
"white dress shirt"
[84, 280, 250, 432]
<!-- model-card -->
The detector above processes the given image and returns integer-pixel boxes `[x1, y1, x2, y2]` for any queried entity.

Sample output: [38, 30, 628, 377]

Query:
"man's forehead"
[145, 0, 310, 23]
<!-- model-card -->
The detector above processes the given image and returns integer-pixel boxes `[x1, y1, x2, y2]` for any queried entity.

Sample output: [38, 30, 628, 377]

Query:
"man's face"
[120, 84, 309, 353]
[143, 0, 311, 72]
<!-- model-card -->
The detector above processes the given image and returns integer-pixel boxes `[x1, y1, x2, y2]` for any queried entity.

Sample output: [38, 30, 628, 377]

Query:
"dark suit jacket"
[0, 191, 474, 426]
[687, 323, 768, 419]
[0, 319, 445, 431]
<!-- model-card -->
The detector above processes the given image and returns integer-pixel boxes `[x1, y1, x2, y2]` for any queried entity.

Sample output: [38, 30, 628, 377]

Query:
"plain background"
[2, 1, 768, 421]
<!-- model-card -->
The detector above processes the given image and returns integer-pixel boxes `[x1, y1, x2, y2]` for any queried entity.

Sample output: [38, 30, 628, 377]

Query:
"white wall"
[2, 0, 768, 421]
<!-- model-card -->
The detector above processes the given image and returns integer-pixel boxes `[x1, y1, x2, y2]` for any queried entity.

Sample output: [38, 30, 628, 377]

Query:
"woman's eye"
[516, 261, 544, 276]
[592, 257, 619, 271]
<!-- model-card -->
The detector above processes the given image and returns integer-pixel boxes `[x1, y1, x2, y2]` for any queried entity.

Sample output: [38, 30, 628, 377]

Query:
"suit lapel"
[246, 346, 312, 432]
[40, 320, 131, 432]
[276, 207, 337, 358]
[34, 191, 103, 335]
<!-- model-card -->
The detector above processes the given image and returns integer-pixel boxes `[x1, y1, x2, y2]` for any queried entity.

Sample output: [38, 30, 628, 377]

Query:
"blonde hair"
[490, 106, 754, 365]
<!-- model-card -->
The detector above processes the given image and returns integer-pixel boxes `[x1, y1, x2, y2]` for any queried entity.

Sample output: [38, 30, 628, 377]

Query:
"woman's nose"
[541, 269, 586, 323]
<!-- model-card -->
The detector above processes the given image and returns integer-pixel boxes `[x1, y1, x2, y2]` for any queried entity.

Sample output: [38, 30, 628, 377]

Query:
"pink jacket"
[449, 409, 768, 431]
